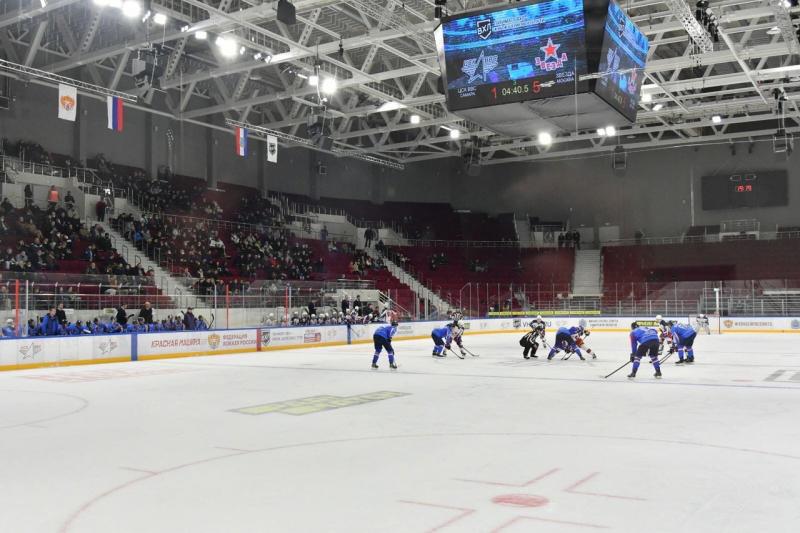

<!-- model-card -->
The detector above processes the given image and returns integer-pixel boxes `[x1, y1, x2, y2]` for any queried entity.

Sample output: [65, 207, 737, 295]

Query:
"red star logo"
[540, 38, 560, 61]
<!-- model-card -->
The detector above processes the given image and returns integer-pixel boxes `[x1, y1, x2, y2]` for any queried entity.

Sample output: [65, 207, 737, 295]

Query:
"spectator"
[354, 295, 362, 315]
[341, 296, 349, 314]
[64, 191, 75, 208]
[96, 199, 107, 221]
[139, 301, 154, 324]
[0, 197, 13, 215]
[24, 184, 33, 208]
[47, 185, 59, 210]
[364, 227, 374, 248]
[320, 225, 328, 242]
[183, 307, 197, 330]
[86, 262, 99, 275]
[572, 229, 581, 250]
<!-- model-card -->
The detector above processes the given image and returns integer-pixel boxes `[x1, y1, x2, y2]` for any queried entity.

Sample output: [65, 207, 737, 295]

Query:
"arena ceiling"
[1, 0, 799, 167]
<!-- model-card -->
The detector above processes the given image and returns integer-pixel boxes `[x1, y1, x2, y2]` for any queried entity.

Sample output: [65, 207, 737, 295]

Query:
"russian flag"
[235, 127, 248, 157]
[106, 96, 124, 132]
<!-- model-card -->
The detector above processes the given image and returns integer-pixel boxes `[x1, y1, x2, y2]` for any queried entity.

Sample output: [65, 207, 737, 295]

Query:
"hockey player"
[546, 325, 586, 360]
[2, 319, 15, 337]
[574, 327, 597, 359]
[519, 315, 546, 359]
[372, 319, 399, 370]
[629, 322, 662, 379]
[448, 320, 467, 357]
[670, 322, 698, 364]
[431, 322, 460, 358]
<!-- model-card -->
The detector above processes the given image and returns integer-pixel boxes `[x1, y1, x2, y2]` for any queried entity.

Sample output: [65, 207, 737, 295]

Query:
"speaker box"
[277, 0, 297, 25]
[612, 145, 627, 170]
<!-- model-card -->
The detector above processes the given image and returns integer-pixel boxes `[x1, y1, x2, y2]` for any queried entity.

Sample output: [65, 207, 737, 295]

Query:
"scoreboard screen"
[701, 171, 789, 210]
[595, 0, 649, 122]
[435, 0, 589, 112]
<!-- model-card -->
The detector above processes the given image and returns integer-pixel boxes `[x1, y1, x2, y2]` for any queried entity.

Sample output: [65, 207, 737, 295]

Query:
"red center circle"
[491, 494, 549, 508]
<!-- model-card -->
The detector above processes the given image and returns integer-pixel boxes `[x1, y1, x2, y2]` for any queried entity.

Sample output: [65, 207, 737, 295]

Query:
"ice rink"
[1, 331, 799, 533]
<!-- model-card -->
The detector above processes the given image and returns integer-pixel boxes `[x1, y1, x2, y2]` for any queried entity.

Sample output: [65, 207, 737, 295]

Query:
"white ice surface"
[1, 332, 799, 533]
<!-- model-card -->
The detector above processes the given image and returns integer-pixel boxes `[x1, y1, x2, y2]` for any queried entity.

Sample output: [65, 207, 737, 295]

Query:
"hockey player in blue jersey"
[372, 320, 398, 370]
[431, 321, 465, 358]
[629, 322, 662, 379]
[669, 322, 697, 364]
[546, 325, 586, 360]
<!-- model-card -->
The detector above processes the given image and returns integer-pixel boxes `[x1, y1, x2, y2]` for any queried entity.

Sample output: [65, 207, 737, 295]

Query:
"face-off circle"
[491, 494, 549, 508]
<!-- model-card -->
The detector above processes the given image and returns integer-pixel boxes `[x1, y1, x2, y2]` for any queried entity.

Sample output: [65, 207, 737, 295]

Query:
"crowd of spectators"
[348, 250, 386, 278]
[0, 193, 125, 274]
[429, 252, 448, 271]
[231, 229, 313, 280]
[557, 230, 582, 249]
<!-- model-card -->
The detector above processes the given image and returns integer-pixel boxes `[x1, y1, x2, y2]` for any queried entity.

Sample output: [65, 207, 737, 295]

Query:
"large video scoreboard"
[434, 0, 649, 122]
[595, 0, 650, 122]
[434, 0, 588, 111]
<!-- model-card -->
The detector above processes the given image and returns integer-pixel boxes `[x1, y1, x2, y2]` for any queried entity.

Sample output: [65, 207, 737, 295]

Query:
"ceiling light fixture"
[321, 77, 337, 95]
[711, 115, 722, 124]
[449, 128, 461, 140]
[410, 114, 421, 124]
[652, 103, 664, 111]
[538, 131, 553, 145]
[216, 36, 238, 58]
[377, 101, 405, 112]
[121, 0, 142, 18]
[153, 12, 167, 25]
[605, 125, 616, 136]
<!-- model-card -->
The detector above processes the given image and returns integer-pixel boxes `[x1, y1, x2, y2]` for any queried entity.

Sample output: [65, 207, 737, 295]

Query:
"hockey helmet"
[631, 321, 639, 330]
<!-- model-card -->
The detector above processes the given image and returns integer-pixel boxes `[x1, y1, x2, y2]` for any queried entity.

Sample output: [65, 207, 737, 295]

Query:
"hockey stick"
[447, 346, 465, 359]
[462, 346, 480, 357]
[658, 349, 674, 365]
[209, 313, 215, 329]
[604, 359, 631, 379]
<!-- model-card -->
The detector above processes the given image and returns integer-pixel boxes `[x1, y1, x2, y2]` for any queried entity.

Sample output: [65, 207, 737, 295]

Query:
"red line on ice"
[397, 500, 475, 532]
[563, 472, 646, 501]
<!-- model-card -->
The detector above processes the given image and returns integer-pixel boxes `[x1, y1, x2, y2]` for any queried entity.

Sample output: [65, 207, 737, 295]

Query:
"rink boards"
[1, 315, 799, 371]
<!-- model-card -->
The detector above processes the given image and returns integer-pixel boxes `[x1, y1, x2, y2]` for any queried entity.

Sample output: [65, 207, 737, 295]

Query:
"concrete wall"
[2, 81, 796, 238]
[452, 142, 799, 238]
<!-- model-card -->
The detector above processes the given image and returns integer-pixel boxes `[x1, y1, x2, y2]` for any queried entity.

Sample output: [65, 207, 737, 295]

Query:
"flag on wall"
[235, 127, 248, 157]
[266, 134, 278, 163]
[106, 96, 124, 132]
[57, 84, 77, 121]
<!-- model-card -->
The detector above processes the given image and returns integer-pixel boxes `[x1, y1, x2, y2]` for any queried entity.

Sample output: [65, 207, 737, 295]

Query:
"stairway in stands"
[96, 221, 190, 308]
[364, 247, 449, 317]
[571, 249, 602, 297]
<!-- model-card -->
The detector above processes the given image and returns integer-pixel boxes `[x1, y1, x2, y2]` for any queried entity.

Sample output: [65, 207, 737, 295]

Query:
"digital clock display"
[434, 0, 589, 112]
[701, 172, 788, 210]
